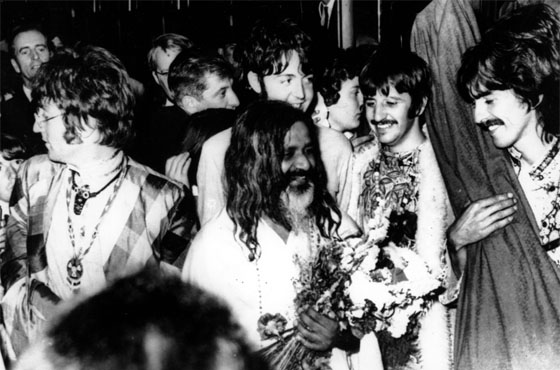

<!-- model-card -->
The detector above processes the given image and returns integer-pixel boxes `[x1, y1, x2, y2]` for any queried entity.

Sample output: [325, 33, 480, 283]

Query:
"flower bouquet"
[257, 201, 444, 370]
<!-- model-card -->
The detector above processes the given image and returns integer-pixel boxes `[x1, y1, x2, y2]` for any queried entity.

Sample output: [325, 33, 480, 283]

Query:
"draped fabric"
[410, 0, 560, 369]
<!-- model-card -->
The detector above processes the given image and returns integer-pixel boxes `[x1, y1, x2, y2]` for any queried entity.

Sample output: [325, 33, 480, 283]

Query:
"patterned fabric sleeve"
[2, 161, 32, 292]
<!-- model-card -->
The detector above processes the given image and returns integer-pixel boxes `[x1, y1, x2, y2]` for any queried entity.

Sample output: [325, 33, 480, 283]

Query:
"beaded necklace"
[255, 218, 319, 318]
[65, 157, 128, 289]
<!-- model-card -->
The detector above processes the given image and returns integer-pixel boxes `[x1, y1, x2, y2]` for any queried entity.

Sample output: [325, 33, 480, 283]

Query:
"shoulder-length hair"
[224, 100, 340, 260]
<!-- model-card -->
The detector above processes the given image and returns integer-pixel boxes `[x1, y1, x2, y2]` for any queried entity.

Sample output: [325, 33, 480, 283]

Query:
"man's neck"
[262, 215, 291, 244]
[512, 131, 553, 167]
[70, 147, 124, 189]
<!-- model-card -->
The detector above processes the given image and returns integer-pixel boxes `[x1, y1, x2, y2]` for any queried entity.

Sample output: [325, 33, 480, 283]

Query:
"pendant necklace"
[65, 157, 127, 289]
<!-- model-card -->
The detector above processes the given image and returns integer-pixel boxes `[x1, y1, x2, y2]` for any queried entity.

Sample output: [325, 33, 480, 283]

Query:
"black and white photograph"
[0, 0, 559, 369]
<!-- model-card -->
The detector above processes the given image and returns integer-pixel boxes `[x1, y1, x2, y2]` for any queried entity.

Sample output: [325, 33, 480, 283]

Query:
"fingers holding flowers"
[296, 308, 338, 351]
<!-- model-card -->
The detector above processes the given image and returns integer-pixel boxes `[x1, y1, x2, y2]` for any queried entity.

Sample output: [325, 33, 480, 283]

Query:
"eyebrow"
[17, 43, 47, 53]
[212, 86, 228, 97]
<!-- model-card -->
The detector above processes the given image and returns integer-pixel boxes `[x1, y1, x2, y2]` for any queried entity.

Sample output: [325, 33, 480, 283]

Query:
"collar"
[22, 84, 32, 102]
[318, 0, 335, 17]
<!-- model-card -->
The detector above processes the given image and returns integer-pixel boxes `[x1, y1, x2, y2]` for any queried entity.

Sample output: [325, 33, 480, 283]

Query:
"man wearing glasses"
[1, 45, 194, 357]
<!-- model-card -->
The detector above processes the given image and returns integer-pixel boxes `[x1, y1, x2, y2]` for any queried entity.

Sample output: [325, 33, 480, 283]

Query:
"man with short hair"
[169, 51, 240, 115]
[145, 51, 239, 173]
[1, 23, 51, 154]
[1, 45, 193, 356]
[195, 18, 353, 226]
[136, 33, 193, 173]
[184, 100, 382, 370]
[348, 48, 454, 370]
[147, 33, 193, 107]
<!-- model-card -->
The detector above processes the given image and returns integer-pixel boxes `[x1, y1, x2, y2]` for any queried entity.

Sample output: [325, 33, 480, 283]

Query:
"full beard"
[280, 180, 315, 235]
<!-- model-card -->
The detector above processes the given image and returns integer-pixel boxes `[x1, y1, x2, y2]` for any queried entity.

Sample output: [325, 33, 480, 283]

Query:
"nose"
[228, 90, 240, 109]
[357, 91, 364, 108]
[374, 103, 386, 122]
[292, 78, 305, 101]
[473, 100, 488, 124]
[293, 152, 311, 172]
[33, 116, 43, 133]
[30, 48, 40, 60]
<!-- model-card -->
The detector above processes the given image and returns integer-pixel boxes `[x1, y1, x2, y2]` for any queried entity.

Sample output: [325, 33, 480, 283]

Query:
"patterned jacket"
[2, 154, 194, 293]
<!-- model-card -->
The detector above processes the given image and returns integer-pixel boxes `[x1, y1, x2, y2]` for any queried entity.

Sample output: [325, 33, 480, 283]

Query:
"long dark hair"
[224, 100, 340, 260]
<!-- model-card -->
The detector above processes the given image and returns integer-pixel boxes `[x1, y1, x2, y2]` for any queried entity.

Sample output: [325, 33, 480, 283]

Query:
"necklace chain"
[65, 156, 128, 290]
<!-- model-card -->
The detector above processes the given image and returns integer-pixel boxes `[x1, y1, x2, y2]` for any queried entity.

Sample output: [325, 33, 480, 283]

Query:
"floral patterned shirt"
[510, 137, 560, 267]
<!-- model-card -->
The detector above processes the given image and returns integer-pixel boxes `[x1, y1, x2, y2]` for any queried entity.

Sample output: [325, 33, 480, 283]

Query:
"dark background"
[1, 0, 509, 93]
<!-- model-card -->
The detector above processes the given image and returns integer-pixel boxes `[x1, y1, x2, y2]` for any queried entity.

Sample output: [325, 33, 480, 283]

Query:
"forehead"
[284, 121, 311, 147]
[202, 73, 232, 91]
[154, 46, 181, 69]
[367, 84, 411, 100]
[13, 30, 47, 50]
[341, 76, 360, 90]
[275, 52, 305, 77]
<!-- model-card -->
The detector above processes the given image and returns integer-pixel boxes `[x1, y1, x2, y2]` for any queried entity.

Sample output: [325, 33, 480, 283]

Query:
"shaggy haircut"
[28, 269, 267, 370]
[238, 18, 313, 81]
[457, 3, 559, 136]
[360, 48, 431, 119]
[32, 45, 135, 149]
[224, 100, 340, 260]
[147, 33, 193, 72]
[319, 48, 364, 107]
[168, 51, 234, 103]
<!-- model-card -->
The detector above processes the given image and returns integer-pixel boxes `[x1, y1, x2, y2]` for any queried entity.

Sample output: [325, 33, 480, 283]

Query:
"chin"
[284, 184, 314, 214]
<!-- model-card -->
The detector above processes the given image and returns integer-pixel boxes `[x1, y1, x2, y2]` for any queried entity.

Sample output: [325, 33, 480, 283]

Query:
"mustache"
[477, 119, 504, 131]
[286, 169, 314, 182]
[372, 119, 398, 126]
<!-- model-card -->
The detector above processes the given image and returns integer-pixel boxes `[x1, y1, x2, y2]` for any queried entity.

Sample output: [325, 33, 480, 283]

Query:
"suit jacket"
[1, 85, 45, 155]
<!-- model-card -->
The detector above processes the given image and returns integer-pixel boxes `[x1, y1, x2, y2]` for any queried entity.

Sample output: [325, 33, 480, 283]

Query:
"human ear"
[11, 58, 21, 74]
[180, 95, 200, 115]
[417, 96, 428, 116]
[247, 71, 262, 94]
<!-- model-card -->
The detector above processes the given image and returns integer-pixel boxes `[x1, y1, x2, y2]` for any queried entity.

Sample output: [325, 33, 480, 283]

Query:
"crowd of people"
[0, 1, 559, 369]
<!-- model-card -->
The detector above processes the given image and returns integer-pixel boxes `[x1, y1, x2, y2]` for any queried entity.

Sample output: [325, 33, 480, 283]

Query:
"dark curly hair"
[360, 48, 431, 120]
[32, 45, 135, 149]
[224, 100, 340, 260]
[319, 48, 365, 107]
[457, 3, 559, 137]
[238, 18, 313, 80]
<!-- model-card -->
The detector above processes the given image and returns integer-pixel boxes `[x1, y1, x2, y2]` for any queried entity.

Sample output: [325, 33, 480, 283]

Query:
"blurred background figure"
[14, 268, 268, 370]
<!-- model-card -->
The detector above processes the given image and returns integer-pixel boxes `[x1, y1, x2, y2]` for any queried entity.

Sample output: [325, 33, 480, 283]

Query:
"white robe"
[183, 211, 383, 370]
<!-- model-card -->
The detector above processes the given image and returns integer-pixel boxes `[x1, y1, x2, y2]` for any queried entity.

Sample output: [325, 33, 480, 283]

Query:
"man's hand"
[296, 308, 338, 351]
[448, 193, 517, 250]
[165, 152, 192, 189]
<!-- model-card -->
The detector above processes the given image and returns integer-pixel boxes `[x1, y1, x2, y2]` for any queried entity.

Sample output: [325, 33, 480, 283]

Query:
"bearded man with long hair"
[183, 100, 382, 370]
